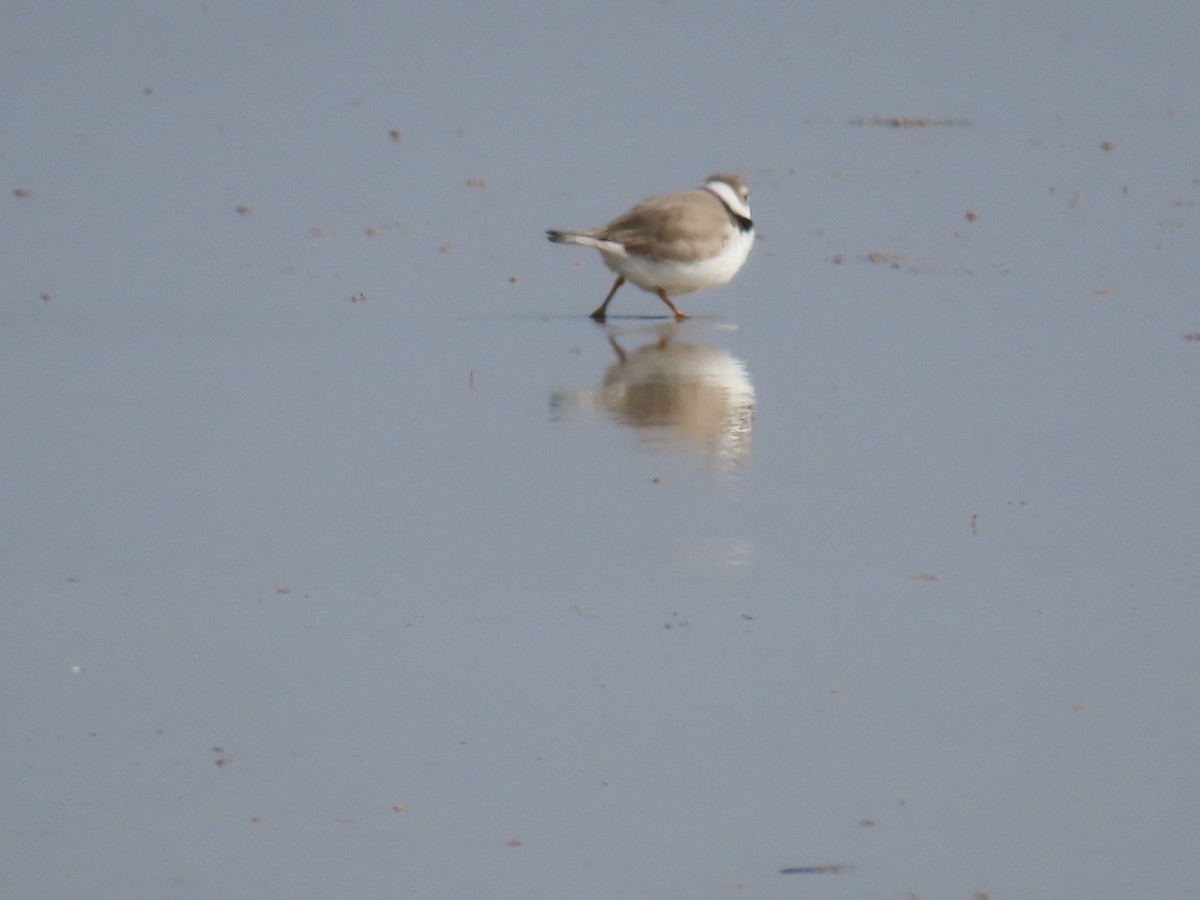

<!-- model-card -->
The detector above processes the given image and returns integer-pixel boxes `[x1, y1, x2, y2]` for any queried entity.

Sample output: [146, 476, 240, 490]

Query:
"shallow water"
[4, 3, 1199, 898]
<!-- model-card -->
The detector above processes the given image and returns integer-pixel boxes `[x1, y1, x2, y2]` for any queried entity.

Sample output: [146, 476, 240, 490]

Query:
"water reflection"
[553, 323, 755, 469]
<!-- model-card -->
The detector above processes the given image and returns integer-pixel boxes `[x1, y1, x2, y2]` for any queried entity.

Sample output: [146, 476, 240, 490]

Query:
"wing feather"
[596, 189, 729, 261]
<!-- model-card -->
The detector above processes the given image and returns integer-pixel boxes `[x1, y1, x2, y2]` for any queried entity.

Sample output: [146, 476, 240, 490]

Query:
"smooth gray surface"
[4, 3, 1199, 898]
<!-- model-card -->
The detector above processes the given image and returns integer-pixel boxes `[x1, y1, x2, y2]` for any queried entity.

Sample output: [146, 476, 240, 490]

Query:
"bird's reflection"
[553, 323, 754, 469]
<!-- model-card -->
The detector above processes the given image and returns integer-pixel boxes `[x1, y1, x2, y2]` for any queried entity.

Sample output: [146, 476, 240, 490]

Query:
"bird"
[546, 173, 754, 320]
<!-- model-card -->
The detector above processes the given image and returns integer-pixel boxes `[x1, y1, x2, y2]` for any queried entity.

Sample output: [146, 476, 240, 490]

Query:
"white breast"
[602, 224, 755, 296]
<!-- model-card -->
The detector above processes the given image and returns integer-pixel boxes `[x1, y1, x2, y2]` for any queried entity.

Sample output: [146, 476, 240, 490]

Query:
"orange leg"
[590, 275, 624, 320]
[656, 289, 686, 319]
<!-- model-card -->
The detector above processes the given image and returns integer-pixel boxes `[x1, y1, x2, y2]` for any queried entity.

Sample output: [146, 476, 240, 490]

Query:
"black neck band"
[707, 186, 753, 232]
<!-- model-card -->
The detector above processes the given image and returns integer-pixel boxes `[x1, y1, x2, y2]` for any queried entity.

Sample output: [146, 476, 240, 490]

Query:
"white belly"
[602, 226, 754, 296]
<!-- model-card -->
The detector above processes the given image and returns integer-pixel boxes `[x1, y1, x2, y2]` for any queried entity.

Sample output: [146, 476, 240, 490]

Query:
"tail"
[546, 229, 623, 254]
